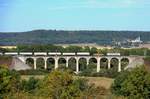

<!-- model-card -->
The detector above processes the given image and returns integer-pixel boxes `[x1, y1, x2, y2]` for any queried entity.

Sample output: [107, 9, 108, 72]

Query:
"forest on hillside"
[0, 30, 150, 45]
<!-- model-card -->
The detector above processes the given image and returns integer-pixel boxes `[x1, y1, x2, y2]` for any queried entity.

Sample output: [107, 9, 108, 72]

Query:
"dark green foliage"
[17, 44, 65, 52]
[65, 46, 83, 52]
[0, 67, 20, 98]
[111, 70, 130, 95]
[84, 46, 90, 52]
[90, 47, 97, 55]
[16, 45, 99, 55]
[111, 66, 150, 99]
[21, 77, 39, 93]
[79, 67, 92, 76]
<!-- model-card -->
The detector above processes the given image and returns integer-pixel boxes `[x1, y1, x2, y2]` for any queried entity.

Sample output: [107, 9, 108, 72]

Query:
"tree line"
[1, 44, 150, 56]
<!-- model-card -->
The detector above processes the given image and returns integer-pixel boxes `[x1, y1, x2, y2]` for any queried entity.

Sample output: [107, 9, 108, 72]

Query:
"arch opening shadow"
[47, 58, 55, 71]
[110, 58, 119, 72]
[121, 58, 129, 70]
[89, 58, 97, 72]
[26, 58, 34, 69]
[79, 58, 87, 71]
[68, 58, 76, 71]
[36, 58, 45, 70]
[58, 58, 66, 69]
[100, 58, 108, 70]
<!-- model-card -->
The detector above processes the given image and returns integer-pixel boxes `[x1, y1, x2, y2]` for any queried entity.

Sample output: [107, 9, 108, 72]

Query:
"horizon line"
[0, 29, 150, 33]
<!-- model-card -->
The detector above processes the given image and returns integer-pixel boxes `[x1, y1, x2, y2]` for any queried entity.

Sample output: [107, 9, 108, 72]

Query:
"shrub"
[0, 67, 21, 98]
[78, 67, 93, 76]
[36, 70, 106, 99]
[36, 70, 81, 99]
[111, 66, 150, 99]
[21, 77, 39, 93]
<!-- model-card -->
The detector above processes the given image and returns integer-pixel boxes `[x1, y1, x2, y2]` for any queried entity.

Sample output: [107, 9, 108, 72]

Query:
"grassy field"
[84, 77, 114, 89]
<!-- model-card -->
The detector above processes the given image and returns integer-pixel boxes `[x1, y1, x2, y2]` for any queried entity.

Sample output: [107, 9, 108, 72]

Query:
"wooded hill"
[0, 30, 150, 45]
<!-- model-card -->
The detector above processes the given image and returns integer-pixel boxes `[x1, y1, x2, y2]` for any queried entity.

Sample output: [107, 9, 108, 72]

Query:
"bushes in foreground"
[111, 66, 150, 99]
[37, 70, 81, 98]
[0, 67, 107, 99]
[0, 67, 20, 99]
[35, 70, 107, 99]
[21, 77, 39, 93]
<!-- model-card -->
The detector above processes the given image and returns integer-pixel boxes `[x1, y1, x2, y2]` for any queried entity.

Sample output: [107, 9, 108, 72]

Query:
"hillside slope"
[0, 30, 150, 45]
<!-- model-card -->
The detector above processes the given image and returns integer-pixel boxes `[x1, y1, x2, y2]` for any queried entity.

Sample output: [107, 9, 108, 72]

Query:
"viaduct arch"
[19, 55, 134, 73]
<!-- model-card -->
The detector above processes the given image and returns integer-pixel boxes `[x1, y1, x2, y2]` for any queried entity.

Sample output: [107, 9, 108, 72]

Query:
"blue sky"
[0, 0, 150, 32]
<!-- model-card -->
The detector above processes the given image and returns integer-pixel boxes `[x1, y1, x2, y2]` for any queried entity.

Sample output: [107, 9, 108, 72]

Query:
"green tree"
[90, 47, 97, 55]
[37, 70, 81, 99]
[0, 67, 20, 98]
[21, 77, 39, 93]
[84, 46, 90, 52]
[65, 46, 83, 52]
[111, 66, 150, 99]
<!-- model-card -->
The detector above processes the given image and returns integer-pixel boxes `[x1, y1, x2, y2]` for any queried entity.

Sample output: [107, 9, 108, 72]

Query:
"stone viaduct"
[17, 54, 143, 73]
[1, 52, 144, 73]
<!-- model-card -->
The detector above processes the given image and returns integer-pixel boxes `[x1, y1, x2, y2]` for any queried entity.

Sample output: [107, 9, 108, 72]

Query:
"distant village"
[113, 36, 150, 49]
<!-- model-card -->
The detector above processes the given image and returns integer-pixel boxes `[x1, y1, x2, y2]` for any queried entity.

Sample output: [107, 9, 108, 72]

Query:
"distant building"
[113, 36, 143, 48]
[128, 36, 143, 46]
